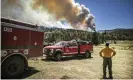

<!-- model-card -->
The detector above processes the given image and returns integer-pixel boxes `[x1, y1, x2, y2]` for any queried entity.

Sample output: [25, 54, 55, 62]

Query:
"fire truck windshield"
[54, 41, 66, 46]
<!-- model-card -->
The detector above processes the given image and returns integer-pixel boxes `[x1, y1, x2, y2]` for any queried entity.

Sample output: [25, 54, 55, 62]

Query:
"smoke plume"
[1, 0, 95, 30]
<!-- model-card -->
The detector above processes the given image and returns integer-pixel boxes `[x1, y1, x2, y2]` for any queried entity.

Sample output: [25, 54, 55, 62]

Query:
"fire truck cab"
[1, 18, 44, 78]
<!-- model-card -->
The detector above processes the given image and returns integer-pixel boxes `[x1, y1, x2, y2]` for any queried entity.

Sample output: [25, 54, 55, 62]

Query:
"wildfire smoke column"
[2, 0, 96, 31]
[31, 0, 96, 30]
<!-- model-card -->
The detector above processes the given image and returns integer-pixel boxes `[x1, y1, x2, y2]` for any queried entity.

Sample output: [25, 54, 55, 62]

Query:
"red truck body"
[1, 18, 44, 78]
[44, 41, 93, 60]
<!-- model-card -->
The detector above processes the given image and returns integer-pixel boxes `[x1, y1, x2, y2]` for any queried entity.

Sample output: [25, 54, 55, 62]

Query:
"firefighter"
[99, 42, 116, 79]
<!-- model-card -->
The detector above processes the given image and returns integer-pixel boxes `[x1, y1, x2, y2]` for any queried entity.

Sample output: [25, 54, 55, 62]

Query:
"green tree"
[92, 32, 99, 45]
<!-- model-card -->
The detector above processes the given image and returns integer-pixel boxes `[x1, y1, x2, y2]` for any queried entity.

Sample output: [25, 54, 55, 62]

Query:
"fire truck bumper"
[44, 51, 55, 59]
[46, 53, 54, 56]
[45, 53, 55, 59]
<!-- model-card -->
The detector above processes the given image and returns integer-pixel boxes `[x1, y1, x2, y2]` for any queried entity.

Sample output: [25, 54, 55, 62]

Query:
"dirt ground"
[22, 43, 133, 79]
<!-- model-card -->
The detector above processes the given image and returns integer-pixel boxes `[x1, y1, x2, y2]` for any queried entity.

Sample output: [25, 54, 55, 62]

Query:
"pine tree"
[92, 32, 99, 45]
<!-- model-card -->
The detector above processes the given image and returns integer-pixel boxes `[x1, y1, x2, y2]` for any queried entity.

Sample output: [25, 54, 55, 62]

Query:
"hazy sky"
[75, 0, 133, 31]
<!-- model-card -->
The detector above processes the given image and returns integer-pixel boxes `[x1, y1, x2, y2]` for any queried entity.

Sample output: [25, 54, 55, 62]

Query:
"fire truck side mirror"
[65, 44, 69, 47]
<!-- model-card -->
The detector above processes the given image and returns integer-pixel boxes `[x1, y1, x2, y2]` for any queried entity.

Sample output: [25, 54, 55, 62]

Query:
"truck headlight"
[50, 49, 54, 53]
[44, 48, 47, 52]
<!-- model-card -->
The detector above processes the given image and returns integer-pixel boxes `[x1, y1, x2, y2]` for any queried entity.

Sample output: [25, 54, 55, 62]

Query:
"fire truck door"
[28, 31, 43, 58]
[68, 43, 78, 54]
[64, 43, 71, 54]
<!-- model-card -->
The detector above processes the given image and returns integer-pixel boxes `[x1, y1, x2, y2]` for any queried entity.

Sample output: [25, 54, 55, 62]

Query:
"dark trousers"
[103, 57, 112, 77]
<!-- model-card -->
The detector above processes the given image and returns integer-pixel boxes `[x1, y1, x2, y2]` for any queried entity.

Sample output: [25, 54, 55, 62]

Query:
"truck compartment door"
[28, 31, 44, 58]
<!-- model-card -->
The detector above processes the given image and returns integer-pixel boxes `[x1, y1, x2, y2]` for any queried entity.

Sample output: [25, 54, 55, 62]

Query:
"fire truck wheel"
[54, 53, 61, 61]
[84, 51, 91, 58]
[2, 56, 25, 78]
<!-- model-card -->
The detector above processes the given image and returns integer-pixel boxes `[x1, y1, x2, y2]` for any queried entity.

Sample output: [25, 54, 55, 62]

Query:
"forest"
[39, 26, 133, 45]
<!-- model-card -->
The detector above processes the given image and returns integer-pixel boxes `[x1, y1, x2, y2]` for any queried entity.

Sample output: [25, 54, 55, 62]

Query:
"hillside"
[98, 28, 133, 41]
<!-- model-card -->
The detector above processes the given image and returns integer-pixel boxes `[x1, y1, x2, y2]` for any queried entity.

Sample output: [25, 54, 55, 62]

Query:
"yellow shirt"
[99, 47, 116, 58]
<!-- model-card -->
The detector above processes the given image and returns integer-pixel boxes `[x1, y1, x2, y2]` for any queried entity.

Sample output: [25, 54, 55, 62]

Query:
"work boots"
[102, 76, 107, 79]
[108, 74, 113, 79]
[102, 73, 113, 79]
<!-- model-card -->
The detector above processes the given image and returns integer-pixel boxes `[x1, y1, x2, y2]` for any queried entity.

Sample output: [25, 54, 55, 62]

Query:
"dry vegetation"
[21, 41, 133, 79]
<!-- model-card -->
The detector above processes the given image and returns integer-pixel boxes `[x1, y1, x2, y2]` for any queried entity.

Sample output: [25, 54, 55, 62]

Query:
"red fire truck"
[1, 18, 44, 78]
[44, 40, 93, 61]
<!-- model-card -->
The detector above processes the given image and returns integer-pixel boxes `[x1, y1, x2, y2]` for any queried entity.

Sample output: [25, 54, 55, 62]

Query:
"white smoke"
[1, 0, 70, 29]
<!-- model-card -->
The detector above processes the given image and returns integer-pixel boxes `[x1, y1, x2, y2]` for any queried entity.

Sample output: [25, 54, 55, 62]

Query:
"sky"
[75, 0, 133, 31]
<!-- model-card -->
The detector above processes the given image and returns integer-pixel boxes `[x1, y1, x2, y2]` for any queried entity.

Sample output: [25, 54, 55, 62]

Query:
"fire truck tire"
[88, 51, 91, 58]
[1, 56, 25, 79]
[84, 51, 91, 58]
[54, 53, 61, 61]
